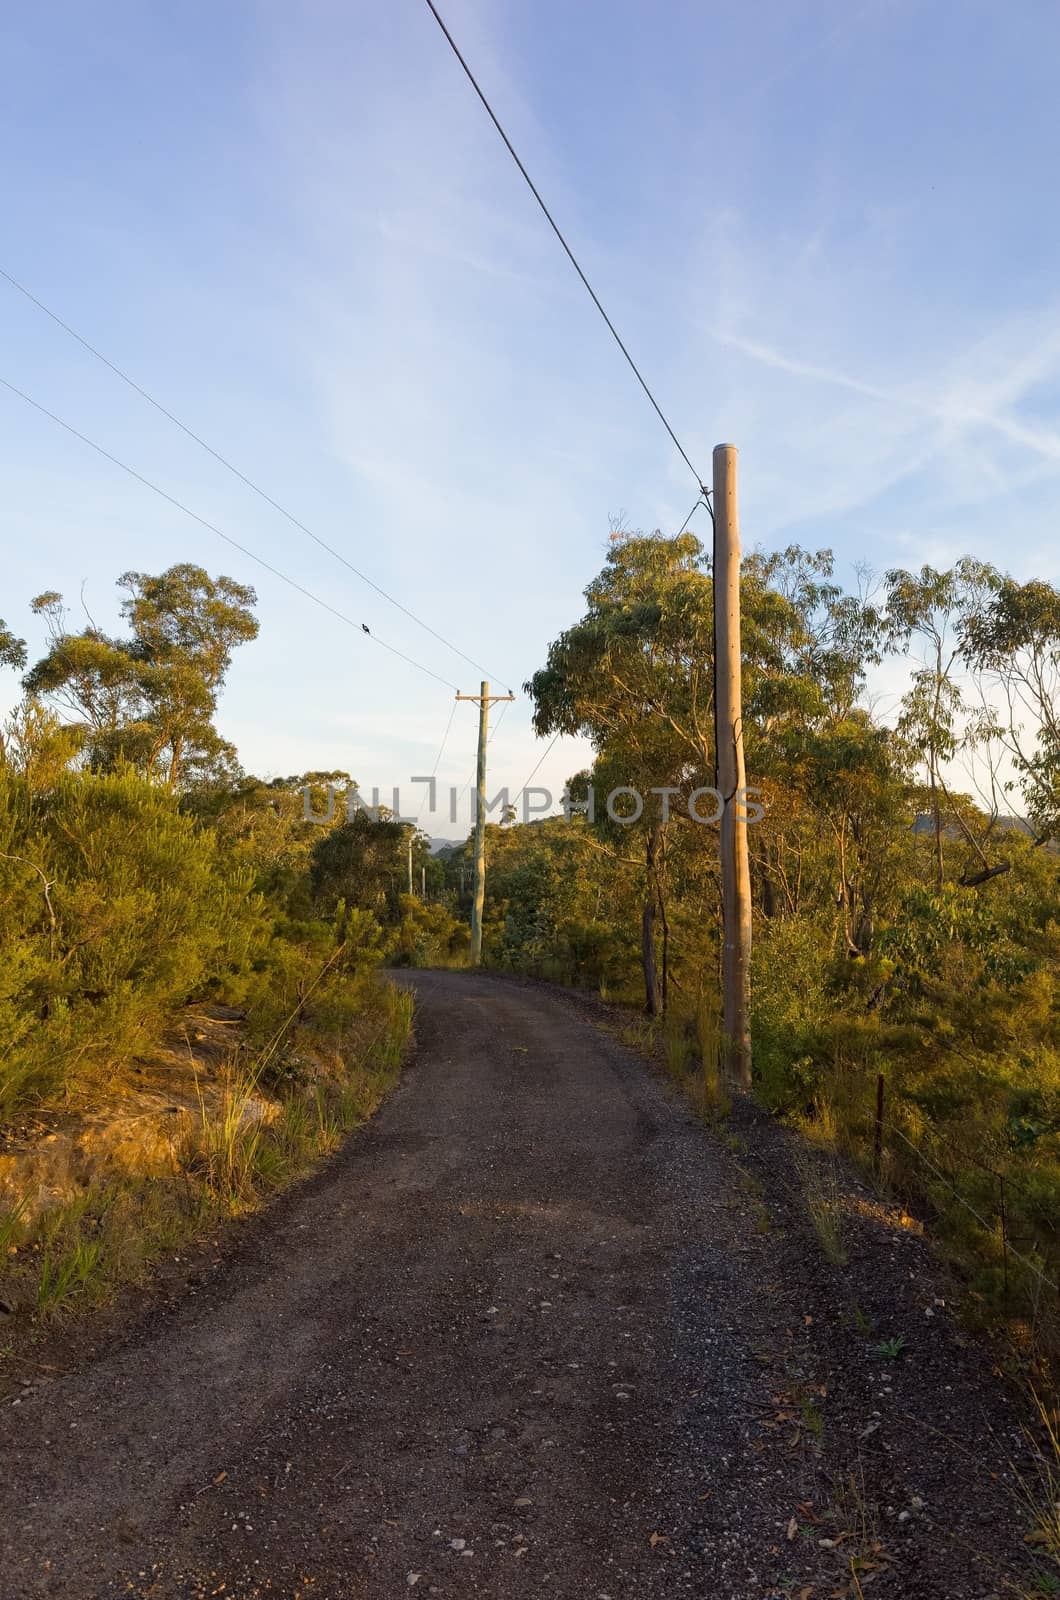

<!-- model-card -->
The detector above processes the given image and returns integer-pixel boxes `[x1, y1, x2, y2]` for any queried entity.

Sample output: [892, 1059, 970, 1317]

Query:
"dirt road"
[0, 973, 1032, 1598]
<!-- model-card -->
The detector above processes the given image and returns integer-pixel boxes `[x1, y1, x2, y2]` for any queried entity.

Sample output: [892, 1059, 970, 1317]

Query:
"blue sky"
[3, 0, 1059, 832]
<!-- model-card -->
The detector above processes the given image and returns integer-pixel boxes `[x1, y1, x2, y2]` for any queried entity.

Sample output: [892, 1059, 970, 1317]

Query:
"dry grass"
[0, 979, 414, 1344]
[694, 987, 730, 1122]
[793, 1144, 848, 1267]
[1015, 1389, 1060, 1596]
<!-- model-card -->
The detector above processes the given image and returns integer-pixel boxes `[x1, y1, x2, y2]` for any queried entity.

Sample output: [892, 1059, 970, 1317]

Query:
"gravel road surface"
[0, 972, 1030, 1598]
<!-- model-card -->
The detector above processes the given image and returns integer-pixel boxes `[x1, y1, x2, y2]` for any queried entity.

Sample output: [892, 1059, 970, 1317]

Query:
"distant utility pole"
[713, 443, 752, 1091]
[407, 831, 414, 897]
[455, 680, 515, 965]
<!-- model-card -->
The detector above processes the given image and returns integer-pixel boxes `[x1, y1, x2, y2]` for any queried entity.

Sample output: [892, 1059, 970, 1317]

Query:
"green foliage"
[869, 1335, 908, 1360]
[0, 566, 428, 1123]
[310, 809, 409, 917]
[24, 565, 258, 789]
[514, 532, 1060, 1344]
[794, 1147, 848, 1266]
[1, 969, 414, 1322]
[37, 1231, 104, 1319]
[0, 618, 26, 673]
[391, 895, 468, 967]
[462, 818, 643, 996]
[0, 565, 430, 1338]
[0, 764, 267, 1115]
[961, 573, 1060, 837]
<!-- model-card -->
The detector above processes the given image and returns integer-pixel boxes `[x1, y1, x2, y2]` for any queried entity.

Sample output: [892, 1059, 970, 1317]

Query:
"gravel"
[0, 970, 1035, 1598]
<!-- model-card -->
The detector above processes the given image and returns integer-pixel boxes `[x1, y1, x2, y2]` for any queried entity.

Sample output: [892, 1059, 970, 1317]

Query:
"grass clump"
[793, 1146, 848, 1267]
[1017, 1391, 1060, 1596]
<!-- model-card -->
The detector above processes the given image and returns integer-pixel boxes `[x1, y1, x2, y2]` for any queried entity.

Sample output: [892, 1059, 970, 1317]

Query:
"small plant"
[1015, 1389, 1060, 1595]
[852, 1303, 875, 1338]
[796, 1389, 824, 1440]
[312, 1084, 343, 1151]
[189, 1064, 274, 1213]
[869, 1334, 907, 1360]
[663, 1012, 694, 1080]
[828, 1460, 881, 1571]
[374, 985, 414, 1071]
[692, 987, 732, 1122]
[619, 1018, 657, 1054]
[794, 1147, 847, 1266]
[37, 1233, 104, 1318]
[0, 1194, 30, 1255]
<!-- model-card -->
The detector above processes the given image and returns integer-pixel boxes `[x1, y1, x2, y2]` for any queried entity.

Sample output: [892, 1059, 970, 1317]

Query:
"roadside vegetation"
[2, 543, 1058, 1389]
[0, 565, 460, 1329]
[3, 982, 414, 1327]
[433, 532, 1060, 1365]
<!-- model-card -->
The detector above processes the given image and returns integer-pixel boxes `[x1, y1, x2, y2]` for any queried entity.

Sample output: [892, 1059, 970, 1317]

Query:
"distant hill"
[911, 812, 1057, 852]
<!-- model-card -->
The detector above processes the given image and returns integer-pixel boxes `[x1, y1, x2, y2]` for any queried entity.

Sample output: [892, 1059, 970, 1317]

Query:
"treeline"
[4, 545, 1058, 1340]
[464, 534, 1060, 1336]
[0, 565, 464, 1122]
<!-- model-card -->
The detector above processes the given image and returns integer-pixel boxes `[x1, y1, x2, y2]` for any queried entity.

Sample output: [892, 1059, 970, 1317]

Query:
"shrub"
[0, 766, 268, 1113]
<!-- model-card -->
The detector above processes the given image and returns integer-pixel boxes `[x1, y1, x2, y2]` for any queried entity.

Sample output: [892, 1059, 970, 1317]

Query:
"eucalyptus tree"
[0, 618, 26, 674]
[884, 560, 993, 887]
[527, 531, 715, 1012]
[24, 564, 258, 789]
[960, 572, 1060, 843]
[527, 532, 883, 1010]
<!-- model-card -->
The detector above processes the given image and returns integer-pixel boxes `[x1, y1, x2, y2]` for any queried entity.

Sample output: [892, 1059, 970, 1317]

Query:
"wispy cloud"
[710, 323, 1060, 464]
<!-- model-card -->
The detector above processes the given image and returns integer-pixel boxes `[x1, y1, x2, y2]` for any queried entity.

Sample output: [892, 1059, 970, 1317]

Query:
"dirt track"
[0, 972, 1033, 1598]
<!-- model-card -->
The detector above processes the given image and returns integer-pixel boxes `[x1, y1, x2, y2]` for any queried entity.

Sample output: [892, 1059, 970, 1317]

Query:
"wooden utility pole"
[407, 831, 414, 896]
[713, 443, 752, 1090]
[455, 681, 515, 965]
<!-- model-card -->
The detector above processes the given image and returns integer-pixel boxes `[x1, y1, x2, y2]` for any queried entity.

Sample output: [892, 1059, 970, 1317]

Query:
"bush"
[0, 766, 268, 1114]
[390, 896, 468, 967]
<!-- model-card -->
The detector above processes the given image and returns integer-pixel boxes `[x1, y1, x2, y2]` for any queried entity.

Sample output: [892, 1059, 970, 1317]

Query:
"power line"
[453, 693, 512, 813]
[422, 0, 710, 501]
[430, 699, 459, 775]
[0, 264, 510, 688]
[412, 697, 459, 826]
[0, 374, 460, 692]
[678, 494, 713, 535]
[487, 694, 511, 747]
[512, 729, 562, 812]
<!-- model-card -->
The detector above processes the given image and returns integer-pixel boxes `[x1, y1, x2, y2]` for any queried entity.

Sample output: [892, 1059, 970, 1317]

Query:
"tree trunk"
[166, 737, 183, 792]
[854, 890, 874, 955]
[641, 895, 662, 1016]
[654, 827, 670, 1013]
[759, 856, 777, 919]
[930, 757, 944, 889]
[658, 882, 669, 1013]
[641, 829, 663, 1016]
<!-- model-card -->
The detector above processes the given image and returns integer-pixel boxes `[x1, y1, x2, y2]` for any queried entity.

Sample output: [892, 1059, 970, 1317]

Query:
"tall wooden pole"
[470, 680, 489, 964]
[455, 681, 515, 966]
[713, 443, 752, 1090]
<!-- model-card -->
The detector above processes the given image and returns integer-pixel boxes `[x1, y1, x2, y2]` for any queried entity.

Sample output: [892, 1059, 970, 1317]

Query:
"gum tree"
[24, 564, 258, 789]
